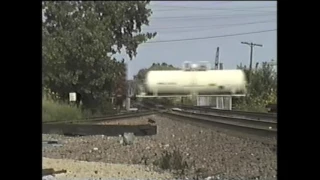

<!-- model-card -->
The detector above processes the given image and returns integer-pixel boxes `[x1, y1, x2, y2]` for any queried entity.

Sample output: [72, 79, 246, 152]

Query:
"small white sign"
[69, 92, 77, 102]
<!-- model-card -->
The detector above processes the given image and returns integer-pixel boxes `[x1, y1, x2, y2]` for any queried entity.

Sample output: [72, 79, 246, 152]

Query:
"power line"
[145, 29, 276, 44]
[151, 12, 276, 20]
[153, 8, 276, 13]
[155, 21, 276, 34]
[150, 14, 276, 23]
[143, 19, 276, 30]
[152, 4, 277, 12]
[157, 22, 276, 34]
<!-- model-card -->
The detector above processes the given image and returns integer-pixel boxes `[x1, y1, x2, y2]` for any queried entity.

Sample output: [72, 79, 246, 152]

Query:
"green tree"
[234, 60, 277, 112]
[42, 1, 157, 112]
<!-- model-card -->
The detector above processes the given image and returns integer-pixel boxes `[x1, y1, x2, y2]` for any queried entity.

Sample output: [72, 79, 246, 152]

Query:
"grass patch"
[152, 149, 210, 179]
[42, 98, 83, 122]
[153, 149, 189, 176]
[234, 103, 268, 112]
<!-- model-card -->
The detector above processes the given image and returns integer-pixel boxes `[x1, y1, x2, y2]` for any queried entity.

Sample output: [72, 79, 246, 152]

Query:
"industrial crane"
[214, 47, 223, 70]
[214, 47, 220, 70]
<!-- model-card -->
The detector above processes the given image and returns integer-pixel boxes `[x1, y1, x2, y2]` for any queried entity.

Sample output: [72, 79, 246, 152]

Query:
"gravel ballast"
[43, 115, 277, 179]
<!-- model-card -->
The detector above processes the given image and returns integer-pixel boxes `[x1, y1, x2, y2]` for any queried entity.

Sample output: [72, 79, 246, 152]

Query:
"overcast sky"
[114, 1, 277, 79]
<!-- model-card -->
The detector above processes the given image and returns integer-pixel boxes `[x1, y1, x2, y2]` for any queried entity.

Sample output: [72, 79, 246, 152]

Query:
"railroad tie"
[42, 168, 67, 176]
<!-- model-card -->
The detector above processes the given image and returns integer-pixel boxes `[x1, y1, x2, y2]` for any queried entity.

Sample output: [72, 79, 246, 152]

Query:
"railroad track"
[42, 111, 157, 136]
[160, 108, 277, 139]
[42, 103, 277, 140]
[179, 105, 277, 122]
[43, 110, 154, 124]
[139, 103, 276, 138]
[172, 109, 276, 129]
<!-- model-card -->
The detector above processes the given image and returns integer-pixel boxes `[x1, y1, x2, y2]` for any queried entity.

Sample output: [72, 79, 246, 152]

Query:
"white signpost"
[69, 92, 77, 102]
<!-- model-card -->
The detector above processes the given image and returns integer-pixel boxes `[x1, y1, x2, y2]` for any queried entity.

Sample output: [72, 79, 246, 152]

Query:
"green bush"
[234, 61, 277, 112]
[42, 97, 83, 122]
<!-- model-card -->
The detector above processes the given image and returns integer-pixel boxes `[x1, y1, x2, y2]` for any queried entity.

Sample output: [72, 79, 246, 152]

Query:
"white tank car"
[144, 70, 247, 95]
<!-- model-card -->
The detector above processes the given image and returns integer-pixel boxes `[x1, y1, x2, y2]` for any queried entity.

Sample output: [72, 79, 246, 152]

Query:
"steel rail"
[173, 109, 277, 130]
[179, 105, 277, 121]
[162, 111, 276, 138]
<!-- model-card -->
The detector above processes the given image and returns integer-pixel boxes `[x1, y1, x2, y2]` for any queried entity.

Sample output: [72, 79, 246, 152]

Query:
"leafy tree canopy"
[42, 1, 157, 109]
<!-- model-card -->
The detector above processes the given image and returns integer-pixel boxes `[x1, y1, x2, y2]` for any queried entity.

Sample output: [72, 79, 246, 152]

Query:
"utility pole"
[213, 47, 224, 109]
[241, 42, 262, 71]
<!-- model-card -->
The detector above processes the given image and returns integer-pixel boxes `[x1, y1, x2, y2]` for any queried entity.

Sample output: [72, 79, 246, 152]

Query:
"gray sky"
[114, 1, 277, 79]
